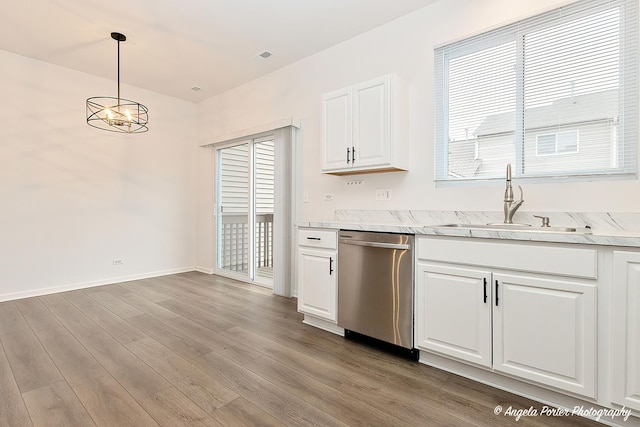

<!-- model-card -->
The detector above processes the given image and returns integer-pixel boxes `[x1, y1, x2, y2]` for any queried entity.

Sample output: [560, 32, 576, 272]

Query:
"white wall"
[196, 0, 640, 253]
[2, 0, 634, 297]
[0, 49, 199, 301]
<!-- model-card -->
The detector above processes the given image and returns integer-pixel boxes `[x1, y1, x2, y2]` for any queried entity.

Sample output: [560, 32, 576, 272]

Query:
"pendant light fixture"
[86, 32, 149, 133]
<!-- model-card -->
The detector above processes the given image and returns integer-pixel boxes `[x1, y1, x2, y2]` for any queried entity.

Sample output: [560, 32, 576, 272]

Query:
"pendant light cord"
[117, 39, 121, 107]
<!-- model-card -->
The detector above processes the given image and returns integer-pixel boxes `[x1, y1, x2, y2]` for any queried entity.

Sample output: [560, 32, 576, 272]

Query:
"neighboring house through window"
[434, 0, 638, 184]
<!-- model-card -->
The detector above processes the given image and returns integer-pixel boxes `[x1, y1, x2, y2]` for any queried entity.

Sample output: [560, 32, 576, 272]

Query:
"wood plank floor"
[0, 272, 602, 426]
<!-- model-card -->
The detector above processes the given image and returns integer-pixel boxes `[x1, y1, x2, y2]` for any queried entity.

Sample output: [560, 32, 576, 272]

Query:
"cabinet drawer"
[417, 238, 597, 279]
[298, 229, 337, 249]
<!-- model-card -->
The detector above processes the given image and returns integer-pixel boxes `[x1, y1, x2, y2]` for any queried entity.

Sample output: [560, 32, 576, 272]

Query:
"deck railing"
[220, 213, 273, 273]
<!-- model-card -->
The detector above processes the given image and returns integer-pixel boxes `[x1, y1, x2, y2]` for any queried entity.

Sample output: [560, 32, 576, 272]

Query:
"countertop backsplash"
[333, 209, 640, 234]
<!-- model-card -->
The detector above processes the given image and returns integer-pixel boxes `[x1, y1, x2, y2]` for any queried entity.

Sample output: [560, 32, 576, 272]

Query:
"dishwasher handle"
[339, 240, 411, 250]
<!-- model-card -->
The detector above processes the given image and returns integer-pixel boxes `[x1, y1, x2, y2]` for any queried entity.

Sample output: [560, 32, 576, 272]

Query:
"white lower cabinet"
[415, 238, 597, 399]
[297, 229, 337, 323]
[415, 263, 492, 368]
[612, 251, 640, 411]
[493, 273, 596, 398]
[297, 247, 337, 321]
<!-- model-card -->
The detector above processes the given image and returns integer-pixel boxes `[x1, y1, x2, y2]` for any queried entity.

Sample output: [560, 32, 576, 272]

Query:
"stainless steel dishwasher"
[337, 230, 415, 352]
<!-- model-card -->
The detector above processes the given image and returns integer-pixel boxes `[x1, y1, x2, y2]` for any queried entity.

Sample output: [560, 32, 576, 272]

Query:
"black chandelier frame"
[86, 32, 149, 133]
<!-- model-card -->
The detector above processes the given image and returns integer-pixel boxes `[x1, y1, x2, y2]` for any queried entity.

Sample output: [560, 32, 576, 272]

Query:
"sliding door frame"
[211, 126, 294, 296]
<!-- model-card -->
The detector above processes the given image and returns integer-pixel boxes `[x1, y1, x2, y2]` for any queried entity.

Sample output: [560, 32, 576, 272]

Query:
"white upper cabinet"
[321, 74, 408, 174]
[322, 88, 352, 171]
[351, 77, 390, 169]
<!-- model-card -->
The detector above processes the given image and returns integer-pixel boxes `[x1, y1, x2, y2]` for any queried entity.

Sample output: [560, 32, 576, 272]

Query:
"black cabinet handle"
[306, 237, 321, 241]
[483, 278, 488, 304]
[352, 146, 356, 163]
[329, 257, 334, 275]
[495, 280, 499, 306]
[347, 147, 351, 164]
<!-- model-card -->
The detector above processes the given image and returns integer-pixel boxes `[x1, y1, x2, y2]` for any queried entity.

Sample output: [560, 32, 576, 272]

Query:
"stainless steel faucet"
[503, 163, 524, 224]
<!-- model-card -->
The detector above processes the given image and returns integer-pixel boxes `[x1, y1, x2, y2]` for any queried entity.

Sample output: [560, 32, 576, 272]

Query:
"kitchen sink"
[435, 223, 592, 234]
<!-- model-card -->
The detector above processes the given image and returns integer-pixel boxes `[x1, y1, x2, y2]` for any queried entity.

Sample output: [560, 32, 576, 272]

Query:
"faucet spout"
[503, 164, 524, 224]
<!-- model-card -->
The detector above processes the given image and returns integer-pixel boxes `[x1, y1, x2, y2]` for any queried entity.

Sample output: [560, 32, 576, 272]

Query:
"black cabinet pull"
[306, 237, 321, 241]
[347, 147, 351, 164]
[329, 257, 334, 275]
[495, 280, 499, 306]
[483, 278, 488, 304]
[352, 146, 356, 163]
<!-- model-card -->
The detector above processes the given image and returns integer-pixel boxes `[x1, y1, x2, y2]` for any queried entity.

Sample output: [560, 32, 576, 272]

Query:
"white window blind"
[254, 138, 275, 214]
[219, 144, 249, 214]
[434, 0, 638, 183]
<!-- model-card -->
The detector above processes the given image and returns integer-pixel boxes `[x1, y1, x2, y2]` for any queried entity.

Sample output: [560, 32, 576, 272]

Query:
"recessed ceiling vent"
[259, 50, 273, 59]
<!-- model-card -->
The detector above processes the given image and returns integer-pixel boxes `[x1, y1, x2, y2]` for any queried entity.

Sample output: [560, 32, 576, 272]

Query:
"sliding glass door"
[253, 138, 275, 285]
[217, 143, 250, 275]
[216, 136, 275, 288]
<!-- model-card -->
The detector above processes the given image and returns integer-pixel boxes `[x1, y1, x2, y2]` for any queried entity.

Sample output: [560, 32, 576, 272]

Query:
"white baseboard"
[0, 266, 196, 302]
[194, 266, 214, 274]
[419, 351, 639, 427]
[302, 315, 344, 336]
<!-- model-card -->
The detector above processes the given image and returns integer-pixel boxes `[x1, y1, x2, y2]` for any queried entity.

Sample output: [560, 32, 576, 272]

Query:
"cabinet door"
[322, 88, 352, 172]
[352, 75, 391, 169]
[415, 263, 492, 368]
[493, 273, 596, 398]
[297, 248, 337, 322]
[612, 251, 640, 411]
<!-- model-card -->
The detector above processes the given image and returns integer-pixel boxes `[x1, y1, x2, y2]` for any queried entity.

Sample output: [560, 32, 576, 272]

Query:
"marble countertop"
[298, 220, 640, 248]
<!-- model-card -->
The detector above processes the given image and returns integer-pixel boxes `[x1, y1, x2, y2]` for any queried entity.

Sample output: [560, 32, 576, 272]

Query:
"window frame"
[535, 131, 580, 157]
[433, 0, 638, 186]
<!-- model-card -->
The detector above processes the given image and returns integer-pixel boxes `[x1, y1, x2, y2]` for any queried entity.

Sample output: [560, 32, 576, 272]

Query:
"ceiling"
[0, 0, 436, 102]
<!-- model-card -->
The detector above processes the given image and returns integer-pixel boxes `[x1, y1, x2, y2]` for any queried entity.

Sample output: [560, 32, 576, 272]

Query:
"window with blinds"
[434, 0, 638, 184]
[218, 138, 275, 215]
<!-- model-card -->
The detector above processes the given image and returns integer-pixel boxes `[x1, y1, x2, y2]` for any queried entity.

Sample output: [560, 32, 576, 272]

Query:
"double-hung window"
[536, 131, 579, 157]
[434, 0, 638, 184]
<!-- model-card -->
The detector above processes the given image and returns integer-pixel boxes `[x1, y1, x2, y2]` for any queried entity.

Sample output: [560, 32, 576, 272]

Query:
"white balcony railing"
[220, 213, 273, 275]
